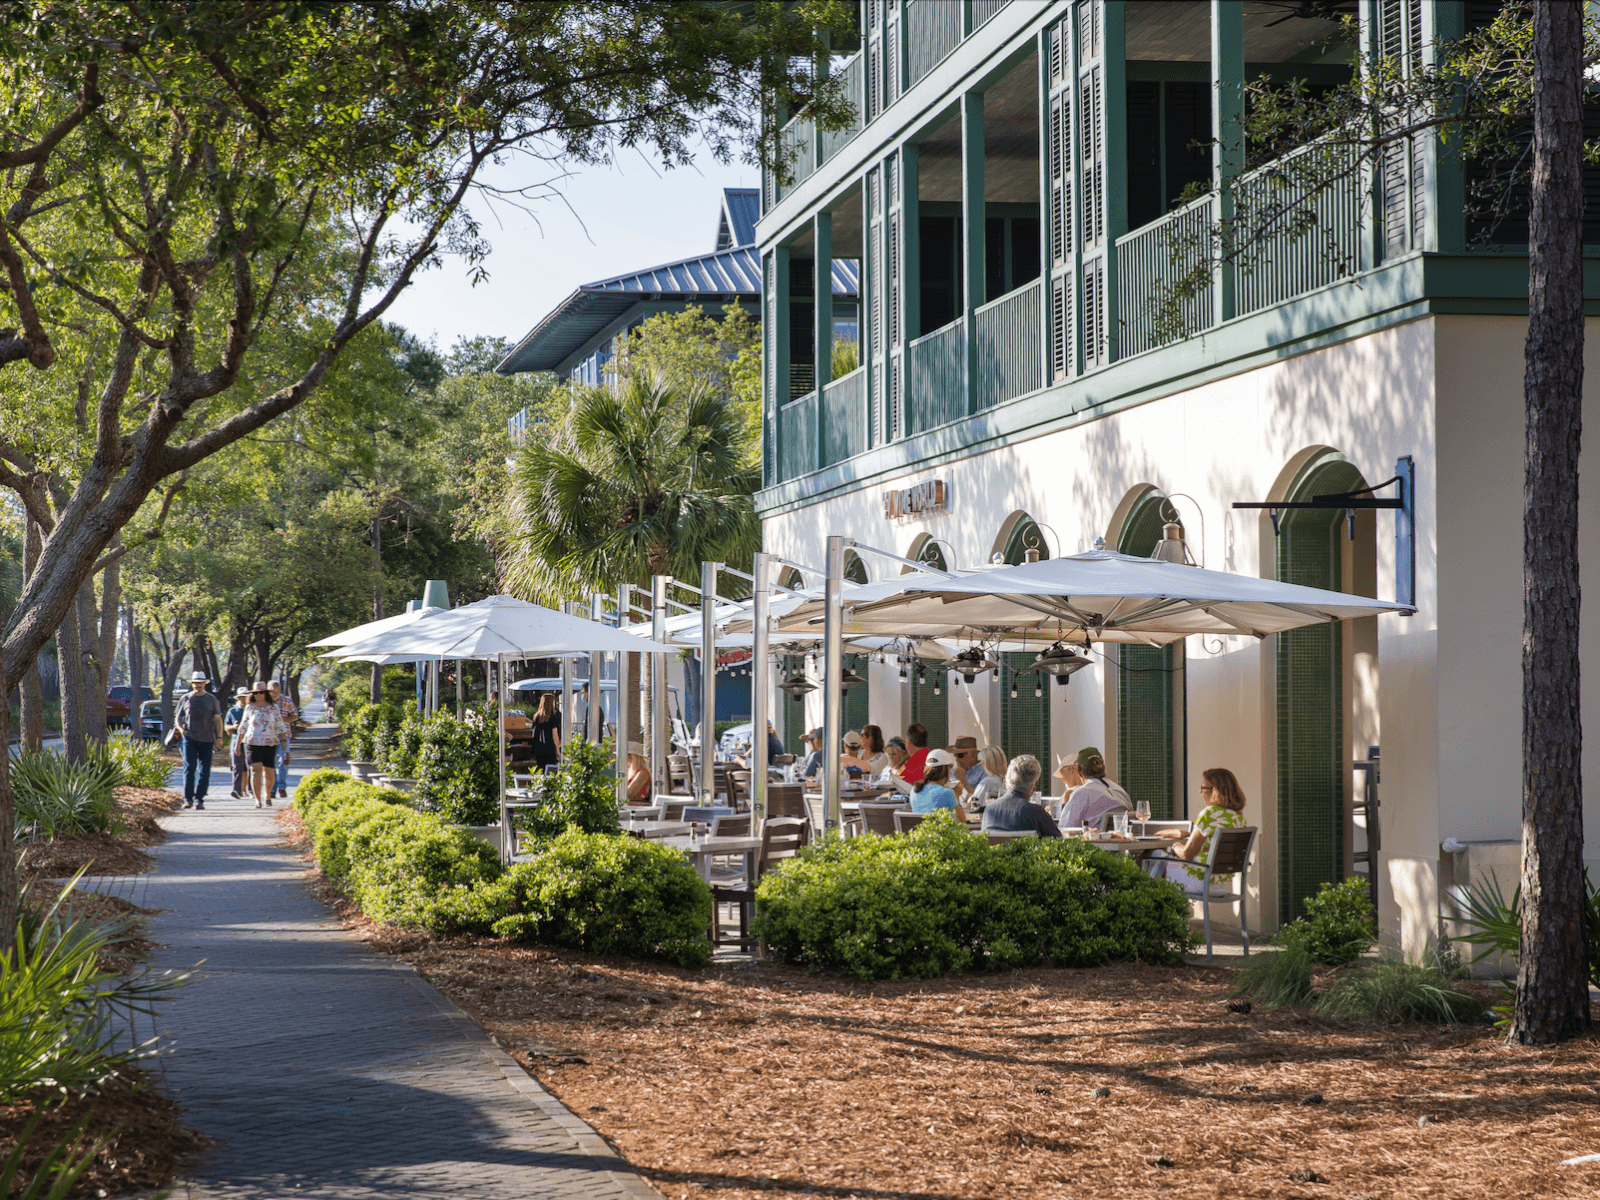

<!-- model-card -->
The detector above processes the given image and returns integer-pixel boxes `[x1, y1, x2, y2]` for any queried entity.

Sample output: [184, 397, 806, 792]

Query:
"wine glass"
[1136, 800, 1151, 823]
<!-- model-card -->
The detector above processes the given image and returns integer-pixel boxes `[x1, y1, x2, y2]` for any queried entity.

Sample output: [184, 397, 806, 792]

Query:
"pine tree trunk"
[19, 517, 42, 753]
[56, 607, 86, 764]
[0, 656, 14, 956]
[1514, 0, 1591, 1045]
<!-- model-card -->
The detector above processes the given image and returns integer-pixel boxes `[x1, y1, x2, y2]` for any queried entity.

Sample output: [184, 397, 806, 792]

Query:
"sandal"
[255, 800, 263, 808]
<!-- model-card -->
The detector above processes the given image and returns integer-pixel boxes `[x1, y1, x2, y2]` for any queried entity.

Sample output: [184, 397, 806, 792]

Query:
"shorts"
[248, 744, 277, 767]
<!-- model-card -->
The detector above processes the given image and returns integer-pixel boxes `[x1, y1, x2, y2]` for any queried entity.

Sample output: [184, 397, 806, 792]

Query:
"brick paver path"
[140, 728, 658, 1199]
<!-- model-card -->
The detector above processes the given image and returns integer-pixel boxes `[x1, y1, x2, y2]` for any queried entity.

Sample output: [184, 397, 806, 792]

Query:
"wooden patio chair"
[857, 802, 908, 836]
[766, 782, 807, 819]
[712, 818, 810, 948]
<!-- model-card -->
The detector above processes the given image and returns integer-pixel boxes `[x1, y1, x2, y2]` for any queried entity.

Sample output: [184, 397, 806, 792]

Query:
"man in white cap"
[174, 671, 222, 809]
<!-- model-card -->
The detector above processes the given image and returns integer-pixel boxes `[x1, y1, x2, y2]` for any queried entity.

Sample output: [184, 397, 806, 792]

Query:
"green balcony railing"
[1234, 139, 1363, 317]
[904, 317, 965, 436]
[906, 0, 963, 86]
[820, 366, 867, 467]
[778, 391, 818, 482]
[1116, 194, 1215, 357]
[974, 279, 1043, 407]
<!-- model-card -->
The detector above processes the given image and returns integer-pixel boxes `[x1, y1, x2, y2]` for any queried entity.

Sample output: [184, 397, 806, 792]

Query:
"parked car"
[138, 699, 164, 741]
[107, 685, 154, 729]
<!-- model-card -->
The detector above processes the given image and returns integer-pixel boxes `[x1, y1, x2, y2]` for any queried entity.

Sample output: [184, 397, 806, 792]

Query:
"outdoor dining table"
[1072, 834, 1181, 865]
[656, 834, 764, 883]
[620, 819, 693, 840]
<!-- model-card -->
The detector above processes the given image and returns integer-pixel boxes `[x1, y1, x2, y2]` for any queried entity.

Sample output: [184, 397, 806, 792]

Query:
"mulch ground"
[18, 786, 181, 878]
[0, 1066, 209, 1199]
[277, 809, 1600, 1200]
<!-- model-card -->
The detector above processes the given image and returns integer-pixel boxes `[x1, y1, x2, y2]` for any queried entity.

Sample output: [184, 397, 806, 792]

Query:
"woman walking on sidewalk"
[237, 682, 289, 808]
[224, 687, 250, 798]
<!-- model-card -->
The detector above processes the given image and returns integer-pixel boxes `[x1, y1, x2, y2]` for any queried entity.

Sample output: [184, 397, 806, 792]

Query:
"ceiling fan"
[1256, 0, 1358, 28]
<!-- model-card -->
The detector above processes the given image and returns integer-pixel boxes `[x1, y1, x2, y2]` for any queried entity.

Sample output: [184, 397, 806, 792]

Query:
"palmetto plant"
[11, 752, 124, 842]
[503, 375, 760, 603]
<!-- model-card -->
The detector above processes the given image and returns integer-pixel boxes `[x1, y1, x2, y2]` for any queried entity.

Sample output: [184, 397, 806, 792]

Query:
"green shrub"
[11, 751, 123, 841]
[347, 810, 503, 931]
[98, 733, 170, 790]
[1313, 955, 1485, 1025]
[380, 665, 418, 707]
[1276, 877, 1376, 965]
[754, 814, 1195, 980]
[368, 702, 407, 773]
[344, 703, 381, 762]
[519, 738, 620, 840]
[293, 767, 352, 811]
[312, 799, 413, 888]
[1227, 943, 1314, 1008]
[1452, 871, 1600, 993]
[413, 706, 501, 826]
[481, 830, 711, 967]
[380, 703, 425, 778]
[296, 777, 410, 839]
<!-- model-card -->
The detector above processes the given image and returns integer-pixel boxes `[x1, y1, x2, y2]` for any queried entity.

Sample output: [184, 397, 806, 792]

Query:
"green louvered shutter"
[1000, 652, 1050, 777]
[1116, 494, 1180, 819]
[1275, 474, 1350, 924]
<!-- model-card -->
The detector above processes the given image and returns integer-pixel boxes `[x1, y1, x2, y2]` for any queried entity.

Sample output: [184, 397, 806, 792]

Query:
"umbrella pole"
[823, 535, 845, 837]
[498, 652, 507, 863]
[589, 593, 605, 745]
[752, 552, 770, 825]
[560, 606, 574, 752]
[456, 659, 463, 719]
[651, 576, 669, 804]
[700, 560, 720, 807]
[615, 583, 630, 803]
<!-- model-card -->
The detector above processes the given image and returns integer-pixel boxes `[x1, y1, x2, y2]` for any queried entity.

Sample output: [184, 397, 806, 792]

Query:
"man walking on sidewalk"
[269, 680, 298, 799]
[175, 672, 223, 810]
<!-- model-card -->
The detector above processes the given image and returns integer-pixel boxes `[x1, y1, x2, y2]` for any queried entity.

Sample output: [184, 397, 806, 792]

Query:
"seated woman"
[625, 742, 653, 803]
[955, 744, 1007, 809]
[1062, 746, 1132, 831]
[1148, 768, 1248, 889]
[879, 736, 909, 780]
[860, 724, 889, 774]
[908, 749, 967, 818]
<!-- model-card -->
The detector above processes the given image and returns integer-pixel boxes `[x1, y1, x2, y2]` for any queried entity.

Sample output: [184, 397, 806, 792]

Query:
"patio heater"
[821, 535, 845, 836]
[651, 576, 670, 807]
[589, 593, 606, 744]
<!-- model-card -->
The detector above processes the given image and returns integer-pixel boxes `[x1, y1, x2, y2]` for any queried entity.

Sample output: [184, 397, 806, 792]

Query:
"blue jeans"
[183, 736, 214, 802]
[274, 741, 291, 793]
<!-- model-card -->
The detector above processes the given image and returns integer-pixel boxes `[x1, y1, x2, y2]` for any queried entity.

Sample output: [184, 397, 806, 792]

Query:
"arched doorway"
[1274, 452, 1374, 924]
[1112, 489, 1184, 820]
[998, 516, 1051, 778]
[903, 533, 949, 573]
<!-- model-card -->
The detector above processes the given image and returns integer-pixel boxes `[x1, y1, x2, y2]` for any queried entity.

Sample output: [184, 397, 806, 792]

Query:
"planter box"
[348, 761, 378, 780]
[386, 778, 417, 795]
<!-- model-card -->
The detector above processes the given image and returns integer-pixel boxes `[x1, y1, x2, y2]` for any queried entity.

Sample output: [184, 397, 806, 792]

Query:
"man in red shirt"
[901, 722, 931, 784]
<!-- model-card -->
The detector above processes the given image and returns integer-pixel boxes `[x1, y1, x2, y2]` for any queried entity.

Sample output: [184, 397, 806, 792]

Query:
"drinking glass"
[1136, 800, 1151, 823]
[1112, 810, 1129, 836]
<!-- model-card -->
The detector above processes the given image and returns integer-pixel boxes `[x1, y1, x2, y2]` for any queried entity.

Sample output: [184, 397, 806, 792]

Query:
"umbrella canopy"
[307, 606, 446, 649]
[326, 594, 678, 661]
[773, 550, 1412, 643]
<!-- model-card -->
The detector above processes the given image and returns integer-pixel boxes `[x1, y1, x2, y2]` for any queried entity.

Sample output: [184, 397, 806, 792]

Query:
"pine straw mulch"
[0, 1066, 210, 1199]
[19, 885, 162, 974]
[276, 808, 1600, 1200]
[17, 786, 182, 879]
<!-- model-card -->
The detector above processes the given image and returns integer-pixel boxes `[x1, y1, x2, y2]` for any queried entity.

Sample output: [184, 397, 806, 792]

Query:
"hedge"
[753, 813, 1196, 980]
[295, 769, 713, 963]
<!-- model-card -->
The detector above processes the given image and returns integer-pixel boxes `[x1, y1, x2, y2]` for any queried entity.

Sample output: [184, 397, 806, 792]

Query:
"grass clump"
[1313, 953, 1484, 1025]
[99, 733, 170, 790]
[1227, 942, 1314, 1008]
[11, 751, 123, 841]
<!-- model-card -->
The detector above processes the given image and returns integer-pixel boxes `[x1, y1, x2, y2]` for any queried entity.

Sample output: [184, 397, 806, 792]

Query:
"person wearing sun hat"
[1062, 745, 1133, 831]
[174, 671, 223, 810]
[236, 682, 289, 808]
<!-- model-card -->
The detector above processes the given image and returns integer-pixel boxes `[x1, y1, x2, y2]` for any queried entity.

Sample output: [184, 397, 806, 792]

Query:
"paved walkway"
[136, 728, 658, 1200]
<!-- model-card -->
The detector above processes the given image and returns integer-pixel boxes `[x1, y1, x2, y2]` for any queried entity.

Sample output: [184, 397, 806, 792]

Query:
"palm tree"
[503, 374, 760, 742]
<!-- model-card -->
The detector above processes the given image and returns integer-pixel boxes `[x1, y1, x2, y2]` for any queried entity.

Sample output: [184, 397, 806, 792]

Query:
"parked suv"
[107, 685, 154, 729]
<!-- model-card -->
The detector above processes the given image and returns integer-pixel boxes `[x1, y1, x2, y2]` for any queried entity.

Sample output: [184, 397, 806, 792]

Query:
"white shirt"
[1064, 777, 1133, 830]
[969, 773, 1005, 806]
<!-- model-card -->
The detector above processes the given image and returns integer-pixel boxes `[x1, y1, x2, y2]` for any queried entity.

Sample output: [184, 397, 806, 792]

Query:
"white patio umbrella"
[308, 605, 446, 649]
[773, 549, 1412, 643]
[323, 594, 677, 847]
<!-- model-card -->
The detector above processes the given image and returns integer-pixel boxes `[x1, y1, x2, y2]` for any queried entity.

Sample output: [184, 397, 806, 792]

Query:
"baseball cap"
[842, 730, 863, 748]
[925, 748, 958, 769]
[1076, 746, 1104, 768]
[805, 728, 824, 740]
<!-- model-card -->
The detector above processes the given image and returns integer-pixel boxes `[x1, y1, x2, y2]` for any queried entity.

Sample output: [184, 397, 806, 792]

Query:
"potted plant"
[345, 703, 382, 778]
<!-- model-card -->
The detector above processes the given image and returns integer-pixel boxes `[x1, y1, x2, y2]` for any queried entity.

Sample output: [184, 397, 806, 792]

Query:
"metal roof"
[496, 251, 859, 376]
[715, 188, 761, 250]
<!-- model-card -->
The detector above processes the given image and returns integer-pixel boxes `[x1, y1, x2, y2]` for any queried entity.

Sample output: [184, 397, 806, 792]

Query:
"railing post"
[1210, 0, 1243, 326]
[1102, 0, 1126, 361]
[961, 90, 985, 415]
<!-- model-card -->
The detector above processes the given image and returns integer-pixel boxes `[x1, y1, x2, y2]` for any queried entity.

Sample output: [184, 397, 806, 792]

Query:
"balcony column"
[765, 247, 792, 482]
[1211, 0, 1243, 325]
[1423, 0, 1464, 252]
[961, 90, 985, 415]
[814, 212, 833, 467]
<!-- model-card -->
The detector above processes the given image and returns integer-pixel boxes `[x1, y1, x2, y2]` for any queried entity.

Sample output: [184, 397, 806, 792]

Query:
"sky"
[383, 147, 759, 355]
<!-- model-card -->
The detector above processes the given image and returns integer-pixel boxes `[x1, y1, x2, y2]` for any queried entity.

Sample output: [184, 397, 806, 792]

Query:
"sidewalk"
[139, 726, 658, 1200]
